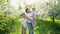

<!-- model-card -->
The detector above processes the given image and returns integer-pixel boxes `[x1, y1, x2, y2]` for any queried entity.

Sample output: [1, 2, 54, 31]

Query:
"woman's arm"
[23, 13, 29, 20]
[24, 13, 34, 22]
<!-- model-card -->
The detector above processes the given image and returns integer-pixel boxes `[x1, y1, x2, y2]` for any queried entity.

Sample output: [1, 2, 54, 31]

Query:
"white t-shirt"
[21, 12, 36, 27]
[32, 11, 36, 27]
[25, 13, 33, 23]
[21, 13, 33, 27]
[32, 11, 36, 19]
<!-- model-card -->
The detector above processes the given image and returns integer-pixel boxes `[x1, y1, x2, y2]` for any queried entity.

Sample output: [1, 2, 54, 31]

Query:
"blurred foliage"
[34, 0, 60, 18]
[0, 12, 20, 34]
[48, 0, 60, 17]
[0, 0, 60, 34]
[25, 4, 33, 8]
[35, 17, 60, 34]
[0, 0, 5, 3]
[19, 6, 24, 10]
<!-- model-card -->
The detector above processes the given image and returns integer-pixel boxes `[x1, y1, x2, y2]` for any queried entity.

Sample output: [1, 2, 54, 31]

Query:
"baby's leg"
[32, 21, 36, 27]
[31, 19, 35, 27]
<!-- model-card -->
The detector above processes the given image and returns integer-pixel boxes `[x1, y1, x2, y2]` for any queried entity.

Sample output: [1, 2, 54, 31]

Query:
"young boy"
[32, 8, 36, 27]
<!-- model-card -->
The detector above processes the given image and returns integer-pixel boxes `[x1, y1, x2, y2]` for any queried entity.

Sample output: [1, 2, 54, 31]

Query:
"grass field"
[20, 17, 60, 34]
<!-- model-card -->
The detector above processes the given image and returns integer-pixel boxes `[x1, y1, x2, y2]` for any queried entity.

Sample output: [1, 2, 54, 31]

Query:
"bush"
[0, 12, 20, 34]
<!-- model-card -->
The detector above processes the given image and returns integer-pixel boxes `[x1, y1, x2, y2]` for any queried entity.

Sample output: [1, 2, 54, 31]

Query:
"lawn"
[20, 17, 60, 34]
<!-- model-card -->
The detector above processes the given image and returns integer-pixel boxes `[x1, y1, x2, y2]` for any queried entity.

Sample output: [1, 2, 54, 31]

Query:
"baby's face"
[32, 8, 36, 11]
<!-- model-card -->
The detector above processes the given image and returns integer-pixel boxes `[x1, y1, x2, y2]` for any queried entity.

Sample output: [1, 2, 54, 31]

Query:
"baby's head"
[32, 7, 36, 11]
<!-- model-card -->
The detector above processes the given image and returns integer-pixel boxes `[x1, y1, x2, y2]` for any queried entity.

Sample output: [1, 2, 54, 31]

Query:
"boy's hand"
[31, 19, 34, 22]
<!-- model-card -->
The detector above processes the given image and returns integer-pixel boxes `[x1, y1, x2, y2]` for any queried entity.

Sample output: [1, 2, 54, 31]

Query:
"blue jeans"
[28, 22, 34, 34]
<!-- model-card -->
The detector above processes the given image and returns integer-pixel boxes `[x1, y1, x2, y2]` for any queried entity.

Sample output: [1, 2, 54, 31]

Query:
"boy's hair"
[32, 8, 36, 10]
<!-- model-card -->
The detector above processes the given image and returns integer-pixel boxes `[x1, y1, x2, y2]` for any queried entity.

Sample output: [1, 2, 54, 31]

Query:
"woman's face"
[27, 8, 31, 13]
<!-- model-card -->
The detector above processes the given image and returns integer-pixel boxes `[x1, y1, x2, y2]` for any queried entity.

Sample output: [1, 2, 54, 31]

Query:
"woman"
[25, 8, 34, 34]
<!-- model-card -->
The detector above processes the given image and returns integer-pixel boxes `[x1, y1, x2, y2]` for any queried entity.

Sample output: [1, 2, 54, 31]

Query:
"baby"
[32, 8, 36, 19]
[32, 7, 36, 27]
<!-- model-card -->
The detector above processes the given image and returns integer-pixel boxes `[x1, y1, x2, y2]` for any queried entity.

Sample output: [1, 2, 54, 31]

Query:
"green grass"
[20, 17, 60, 34]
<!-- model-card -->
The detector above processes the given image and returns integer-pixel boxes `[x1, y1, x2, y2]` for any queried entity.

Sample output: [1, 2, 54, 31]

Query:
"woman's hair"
[25, 8, 29, 13]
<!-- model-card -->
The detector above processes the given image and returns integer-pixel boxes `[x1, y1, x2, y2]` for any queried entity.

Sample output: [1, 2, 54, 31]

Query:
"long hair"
[25, 8, 29, 13]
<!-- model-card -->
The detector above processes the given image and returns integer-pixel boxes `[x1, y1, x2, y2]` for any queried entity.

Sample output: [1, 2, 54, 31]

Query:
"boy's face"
[32, 8, 36, 11]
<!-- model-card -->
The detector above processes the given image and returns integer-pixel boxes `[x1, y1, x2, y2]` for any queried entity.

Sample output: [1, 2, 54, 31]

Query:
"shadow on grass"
[0, 29, 8, 34]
